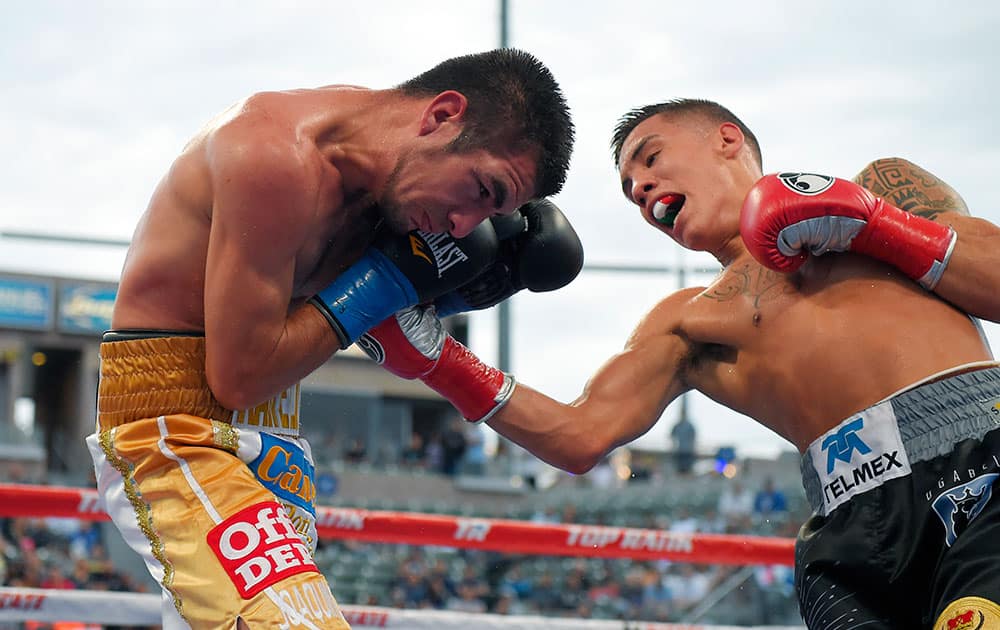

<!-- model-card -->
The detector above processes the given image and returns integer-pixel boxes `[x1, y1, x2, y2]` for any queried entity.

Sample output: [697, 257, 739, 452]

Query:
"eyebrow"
[628, 134, 658, 164]
[620, 134, 660, 201]
[491, 176, 507, 211]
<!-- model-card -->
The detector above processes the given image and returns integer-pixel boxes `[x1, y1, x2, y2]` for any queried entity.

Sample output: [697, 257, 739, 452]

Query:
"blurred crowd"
[313, 418, 486, 478]
[311, 484, 801, 625]
[0, 452, 803, 627]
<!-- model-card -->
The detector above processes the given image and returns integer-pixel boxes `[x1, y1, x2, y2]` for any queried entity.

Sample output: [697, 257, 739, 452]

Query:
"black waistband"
[102, 329, 205, 343]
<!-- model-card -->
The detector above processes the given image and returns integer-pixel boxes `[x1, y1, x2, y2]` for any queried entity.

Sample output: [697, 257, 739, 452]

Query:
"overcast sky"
[2, 1, 999, 459]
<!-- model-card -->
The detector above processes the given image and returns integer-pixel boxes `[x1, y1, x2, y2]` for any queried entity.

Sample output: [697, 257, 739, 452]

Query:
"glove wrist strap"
[311, 250, 417, 348]
[423, 337, 514, 422]
[851, 200, 957, 290]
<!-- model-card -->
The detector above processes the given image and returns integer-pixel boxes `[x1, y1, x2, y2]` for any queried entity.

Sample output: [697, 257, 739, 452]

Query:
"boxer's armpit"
[852, 157, 970, 220]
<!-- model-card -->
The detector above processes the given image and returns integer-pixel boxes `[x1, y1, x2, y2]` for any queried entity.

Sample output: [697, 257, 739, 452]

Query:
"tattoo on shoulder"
[852, 157, 969, 220]
[700, 264, 795, 308]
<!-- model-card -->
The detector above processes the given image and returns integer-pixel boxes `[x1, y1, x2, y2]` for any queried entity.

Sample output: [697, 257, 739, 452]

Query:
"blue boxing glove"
[309, 222, 498, 348]
[434, 199, 584, 317]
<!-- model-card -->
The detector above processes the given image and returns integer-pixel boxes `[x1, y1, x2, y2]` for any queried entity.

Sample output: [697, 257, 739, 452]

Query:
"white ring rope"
[0, 587, 804, 629]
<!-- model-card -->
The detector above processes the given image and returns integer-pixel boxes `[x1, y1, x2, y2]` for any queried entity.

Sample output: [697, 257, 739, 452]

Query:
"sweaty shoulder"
[852, 156, 970, 220]
[206, 93, 325, 220]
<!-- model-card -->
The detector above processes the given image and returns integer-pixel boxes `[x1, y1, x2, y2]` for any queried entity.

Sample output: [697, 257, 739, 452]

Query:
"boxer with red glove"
[357, 305, 514, 422]
[740, 172, 957, 290]
[357, 198, 584, 422]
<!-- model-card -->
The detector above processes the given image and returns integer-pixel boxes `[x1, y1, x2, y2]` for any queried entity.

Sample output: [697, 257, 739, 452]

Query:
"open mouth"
[652, 194, 685, 228]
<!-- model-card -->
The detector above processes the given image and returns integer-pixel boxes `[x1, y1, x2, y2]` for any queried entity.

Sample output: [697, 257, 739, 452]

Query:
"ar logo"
[776, 172, 836, 196]
[932, 473, 998, 547]
[355, 333, 385, 364]
[821, 417, 871, 474]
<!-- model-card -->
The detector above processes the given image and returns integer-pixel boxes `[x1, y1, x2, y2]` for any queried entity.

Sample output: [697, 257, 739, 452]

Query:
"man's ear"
[418, 90, 468, 136]
[718, 122, 745, 158]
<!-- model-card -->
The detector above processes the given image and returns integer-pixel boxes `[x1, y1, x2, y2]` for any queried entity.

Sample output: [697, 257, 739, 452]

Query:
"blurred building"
[0, 270, 470, 483]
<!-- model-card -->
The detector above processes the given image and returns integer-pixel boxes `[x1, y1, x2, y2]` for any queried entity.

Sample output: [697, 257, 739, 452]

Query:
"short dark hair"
[397, 48, 574, 198]
[610, 99, 761, 169]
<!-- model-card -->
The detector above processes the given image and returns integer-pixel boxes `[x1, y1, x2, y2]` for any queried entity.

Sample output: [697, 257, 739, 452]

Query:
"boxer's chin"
[377, 201, 412, 234]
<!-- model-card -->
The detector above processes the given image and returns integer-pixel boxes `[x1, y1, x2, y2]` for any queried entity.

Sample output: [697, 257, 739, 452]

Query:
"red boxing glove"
[357, 306, 515, 423]
[740, 172, 957, 290]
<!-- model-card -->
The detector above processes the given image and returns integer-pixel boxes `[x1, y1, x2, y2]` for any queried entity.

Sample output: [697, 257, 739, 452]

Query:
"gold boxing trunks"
[85, 335, 349, 630]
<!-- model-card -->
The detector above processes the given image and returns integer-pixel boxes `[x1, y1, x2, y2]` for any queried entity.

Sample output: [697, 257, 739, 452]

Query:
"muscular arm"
[854, 157, 1000, 322]
[486, 290, 696, 474]
[203, 123, 341, 409]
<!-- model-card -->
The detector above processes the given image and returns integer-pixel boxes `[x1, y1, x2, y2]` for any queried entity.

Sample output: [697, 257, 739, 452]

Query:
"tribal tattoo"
[852, 157, 969, 221]
[700, 264, 796, 309]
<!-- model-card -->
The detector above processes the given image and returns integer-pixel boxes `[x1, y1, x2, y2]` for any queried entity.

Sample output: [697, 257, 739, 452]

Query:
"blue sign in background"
[58, 283, 117, 334]
[0, 277, 55, 330]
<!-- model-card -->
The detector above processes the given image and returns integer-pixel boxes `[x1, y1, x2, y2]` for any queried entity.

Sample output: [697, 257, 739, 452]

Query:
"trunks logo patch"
[251, 434, 316, 515]
[809, 401, 911, 515]
[207, 502, 319, 599]
[935, 596, 1000, 630]
[776, 172, 835, 196]
[933, 473, 998, 547]
[231, 382, 300, 435]
[822, 417, 871, 473]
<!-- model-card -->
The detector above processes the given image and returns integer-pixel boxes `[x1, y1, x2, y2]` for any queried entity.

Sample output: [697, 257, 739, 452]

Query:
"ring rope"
[0, 587, 803, 628]
[0, 483, 793, 566]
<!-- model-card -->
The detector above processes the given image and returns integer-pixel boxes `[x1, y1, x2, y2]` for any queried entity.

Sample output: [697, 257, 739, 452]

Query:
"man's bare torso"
[673, 254, 992, 451]
[112, 87, 380, 331]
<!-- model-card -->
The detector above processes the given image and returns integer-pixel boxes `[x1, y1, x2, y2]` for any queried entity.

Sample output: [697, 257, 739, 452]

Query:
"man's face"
[379, 143, 538, 237]
[617, 114, 737, 252]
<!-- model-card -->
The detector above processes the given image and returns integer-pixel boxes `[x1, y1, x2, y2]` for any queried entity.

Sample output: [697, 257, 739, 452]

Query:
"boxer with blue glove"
[309, 219, 500, 348]
[359, 198, 583, 422]
[433, 198, 584, 317]
[88, 48, 575, 629]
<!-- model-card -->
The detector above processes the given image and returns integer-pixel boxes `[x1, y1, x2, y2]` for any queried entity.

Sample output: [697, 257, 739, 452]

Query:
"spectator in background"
[640, 566, 673, 620]
[40, 564, 75, 590]
[344, 438, 367, 465]
[670, 415, 697, 476]
[699, 507, 726, 534]
[456, 564, 489, 602]
[530, 506, 561, 524]
[663, 564, 713, 612]
[499, 563, 533, 601]
[493, 587, 529, 615]
[528, 571, 561, 612]
[556, 572, 588, 612]
[400, 432, 427, 469]
[424, 572, 453, 609]
[392, 565, 428, 608]
[588, 456, 617, 489]
[669, 506, 700, 534]
[716, 480, 754, 531]
[446, 582, 488, 613]
[753, 477, 788, 520]
[440, 418, 468, 476]
[618, 567, 646, 614]
[462, 423, 487, 475]
[424, 433, 444, 472]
